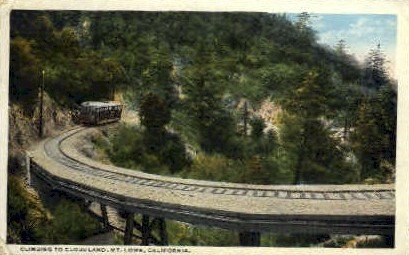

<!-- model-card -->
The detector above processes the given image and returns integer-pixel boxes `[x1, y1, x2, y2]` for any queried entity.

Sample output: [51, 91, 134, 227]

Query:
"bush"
[107, 125, 168, 174]
[7, 175, 49, 244]
[180, 153, 283, 185]
[39, 200, 103, 244]
[98, 124, 190, 175]
[250, 116, 265, 139]
[7, 175, 103, 244]
[180, 153, 244, 183]
[165, 220, 239, 246]
[159, 132, 191, 173]
[139, 92, 171, 131]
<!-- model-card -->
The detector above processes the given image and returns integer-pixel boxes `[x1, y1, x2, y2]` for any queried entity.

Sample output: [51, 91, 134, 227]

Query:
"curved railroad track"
[29, 126, 395, 235]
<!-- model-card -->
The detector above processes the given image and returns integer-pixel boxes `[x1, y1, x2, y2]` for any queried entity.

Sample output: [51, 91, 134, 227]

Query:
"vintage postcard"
[1, 0, 408, 254]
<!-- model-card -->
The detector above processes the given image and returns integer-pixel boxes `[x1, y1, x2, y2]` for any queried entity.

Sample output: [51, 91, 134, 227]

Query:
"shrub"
[250, 116, 265, 139]
[39, 200, 103, 244]
[159, 132, 191, 173]
[180, 153, 243, 182]
[7, 175, 49, 244]
[7, 175, 103, 244]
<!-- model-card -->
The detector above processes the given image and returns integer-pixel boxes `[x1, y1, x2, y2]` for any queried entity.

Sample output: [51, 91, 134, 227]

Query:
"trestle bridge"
[27, 127, 395, 246]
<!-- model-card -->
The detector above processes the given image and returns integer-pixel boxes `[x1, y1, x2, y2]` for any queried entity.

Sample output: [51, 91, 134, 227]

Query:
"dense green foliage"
[9, 10, 396, 184]
[352, 83, 397, 182]
[7, 175, 49, 243]
[7, 175, 103, 244]
[97, 124, 189, 174]
[137, 218, 240, 246]
[9, 10, 396, 246]
[10, 11, 125, 113]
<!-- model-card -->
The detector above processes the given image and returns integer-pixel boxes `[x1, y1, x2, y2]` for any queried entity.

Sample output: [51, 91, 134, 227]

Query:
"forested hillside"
[10, 11, 396, 185]
[8, 10, 396, 246]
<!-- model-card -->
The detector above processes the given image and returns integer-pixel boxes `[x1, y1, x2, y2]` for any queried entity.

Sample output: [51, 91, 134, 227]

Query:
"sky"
[287, 14, 397, 77]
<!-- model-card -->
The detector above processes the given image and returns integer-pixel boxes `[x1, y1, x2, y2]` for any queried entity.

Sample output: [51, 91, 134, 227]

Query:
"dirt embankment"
[7, 94, 76, 244]
[8, 93, 73, 174]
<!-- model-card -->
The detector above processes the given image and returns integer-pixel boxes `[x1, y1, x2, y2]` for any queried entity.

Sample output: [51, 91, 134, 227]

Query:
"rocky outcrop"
[8, 93, 73, 174]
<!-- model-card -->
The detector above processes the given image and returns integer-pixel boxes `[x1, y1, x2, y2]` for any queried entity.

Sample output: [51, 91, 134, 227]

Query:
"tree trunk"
[243, 100, 249, 135]
[100, 204, 109, 229]
[343, 118, 348, 140]
[293, 129, 306, 185]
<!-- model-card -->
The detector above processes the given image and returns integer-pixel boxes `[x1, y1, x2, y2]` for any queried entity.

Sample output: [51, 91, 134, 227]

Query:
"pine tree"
[180, 42, 238, 155]
[352, 84, 397, 182]
[280, 67, 353, 184]
[295, 12, 312, 31]
[335, 39, 347, 53]
[362, 43, 389, 91]
[352, 44, 396, 183]
[140, 43, 177, 107]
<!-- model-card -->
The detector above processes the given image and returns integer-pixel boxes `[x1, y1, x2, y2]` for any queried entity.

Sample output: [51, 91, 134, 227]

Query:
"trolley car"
[80, 101, 123, 125]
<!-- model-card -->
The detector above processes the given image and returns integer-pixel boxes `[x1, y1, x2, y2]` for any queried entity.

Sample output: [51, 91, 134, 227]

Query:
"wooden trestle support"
[239, 231, 261, 246]
[121, 211, 260, 246]
[123, 213, 168, 246]
[100, 204, 110, 230]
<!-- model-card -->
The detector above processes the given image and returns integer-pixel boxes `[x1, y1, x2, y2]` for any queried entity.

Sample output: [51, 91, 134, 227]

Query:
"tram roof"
[81, 101, 122, 107]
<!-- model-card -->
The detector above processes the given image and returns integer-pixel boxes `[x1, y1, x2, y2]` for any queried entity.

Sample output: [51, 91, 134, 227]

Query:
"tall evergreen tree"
[280, 67, 353, 184]
[362, 43, 389, 91]
[352, 84, 396, 182]
[352, 45, 396, 183]
[180, 42, 238, 156]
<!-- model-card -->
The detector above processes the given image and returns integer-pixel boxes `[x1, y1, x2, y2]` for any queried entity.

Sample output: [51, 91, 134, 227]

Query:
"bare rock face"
[32, 93, 73, 137]
[8, 104, 38, 150]
[345, 235, 386, 248]
[322, 235, 386, 248]
[8, 104, 40, 174]
[8, 93, 73, 173]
